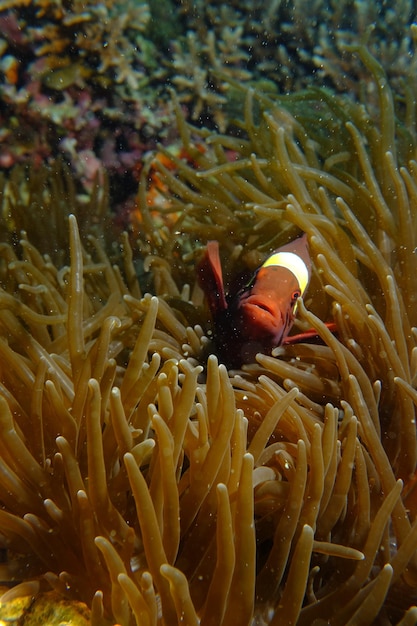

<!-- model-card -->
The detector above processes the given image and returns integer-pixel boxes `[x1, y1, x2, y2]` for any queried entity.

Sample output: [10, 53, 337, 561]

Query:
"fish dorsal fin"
[197, 241, 228, 314]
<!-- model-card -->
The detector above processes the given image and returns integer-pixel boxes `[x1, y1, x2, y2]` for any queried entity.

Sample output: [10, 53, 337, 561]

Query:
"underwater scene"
[0, 0, 417, 624]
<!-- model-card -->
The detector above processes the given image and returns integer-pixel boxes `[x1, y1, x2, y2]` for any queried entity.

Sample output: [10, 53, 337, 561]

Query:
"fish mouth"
[240, 297, 276, 318]
[240, 298, 281, 330]
[238, 296, 288, 344]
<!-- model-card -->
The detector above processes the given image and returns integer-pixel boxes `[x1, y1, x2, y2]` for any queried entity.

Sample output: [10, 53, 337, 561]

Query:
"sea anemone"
[0, 39, 417, 625]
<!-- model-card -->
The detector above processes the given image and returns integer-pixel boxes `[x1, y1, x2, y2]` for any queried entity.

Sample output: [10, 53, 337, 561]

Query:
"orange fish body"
[198, 234, 311, 366]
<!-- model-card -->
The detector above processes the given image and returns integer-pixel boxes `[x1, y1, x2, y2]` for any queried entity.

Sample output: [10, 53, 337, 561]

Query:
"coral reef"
[171, 0, 417, 123]
[1, 0, 416, 223]
[0, 35, 416, 625]
[0, 0, 172, 216]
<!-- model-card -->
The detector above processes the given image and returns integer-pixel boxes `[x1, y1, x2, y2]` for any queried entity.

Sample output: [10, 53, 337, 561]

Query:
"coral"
[0, 38, 416, 625]
[0, 0, 151, 92]
[1, 0, 416, 229]
[171, 0, 417, 123]
[170, 28, 251, 131]
[0, 0, 172, 211]
[0, 589, 91, 625]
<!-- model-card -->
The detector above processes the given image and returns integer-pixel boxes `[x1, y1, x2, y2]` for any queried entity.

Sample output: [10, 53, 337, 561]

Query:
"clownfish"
[198, 233, 311, 366]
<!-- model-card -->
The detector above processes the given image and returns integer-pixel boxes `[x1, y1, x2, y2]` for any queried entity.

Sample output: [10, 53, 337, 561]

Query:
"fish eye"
[291, 290, 301, 305]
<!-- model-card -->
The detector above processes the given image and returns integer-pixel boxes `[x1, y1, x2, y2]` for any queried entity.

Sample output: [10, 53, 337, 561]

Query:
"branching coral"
[170, 27, 251, 131]
[0, 34, 417, 626]
[174, 0, 417, 100]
